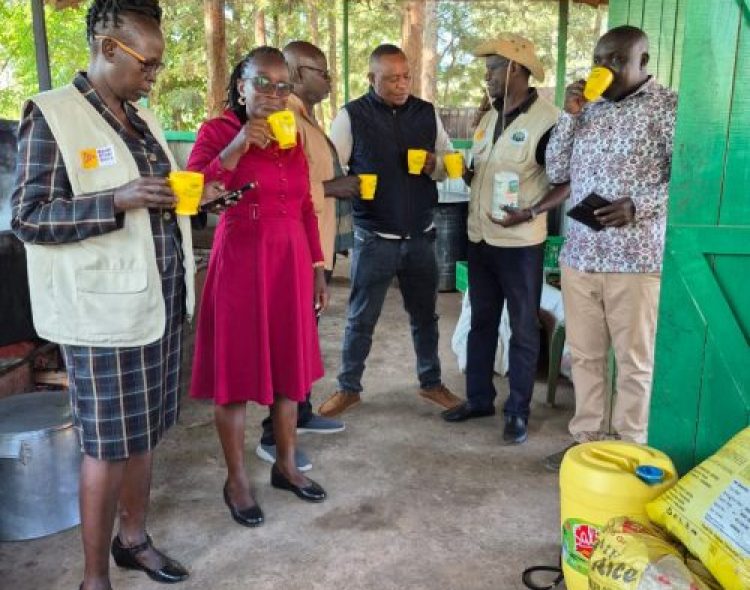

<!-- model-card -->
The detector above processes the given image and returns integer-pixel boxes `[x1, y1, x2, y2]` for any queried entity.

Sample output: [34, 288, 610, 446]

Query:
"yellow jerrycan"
[560, 441, 677, 590]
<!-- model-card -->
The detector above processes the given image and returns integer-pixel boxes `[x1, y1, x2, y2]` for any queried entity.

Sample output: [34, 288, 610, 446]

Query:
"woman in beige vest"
[11, 2, 219, 589]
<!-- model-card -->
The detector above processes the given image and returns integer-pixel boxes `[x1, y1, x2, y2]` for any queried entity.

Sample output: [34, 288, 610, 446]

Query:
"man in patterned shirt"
[544, 26, 677, 467]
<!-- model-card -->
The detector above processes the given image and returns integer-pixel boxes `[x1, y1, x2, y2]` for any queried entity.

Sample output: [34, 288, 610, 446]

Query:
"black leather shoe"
[503, 415, 528, 445]
[441, 401, 496, 422]
[111, 535, 189, 584]
[271, 464, 327, 502]
[223, 482, 264, 527]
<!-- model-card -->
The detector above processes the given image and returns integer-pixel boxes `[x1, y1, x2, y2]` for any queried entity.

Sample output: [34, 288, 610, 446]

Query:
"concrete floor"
[0, 265, 575, 590]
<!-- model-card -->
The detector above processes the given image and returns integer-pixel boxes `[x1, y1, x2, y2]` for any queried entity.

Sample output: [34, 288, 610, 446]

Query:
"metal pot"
[0, 390, 81, 541]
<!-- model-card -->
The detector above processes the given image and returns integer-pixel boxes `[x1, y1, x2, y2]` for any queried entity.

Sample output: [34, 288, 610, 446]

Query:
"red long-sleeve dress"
[188, 110, 324, 405]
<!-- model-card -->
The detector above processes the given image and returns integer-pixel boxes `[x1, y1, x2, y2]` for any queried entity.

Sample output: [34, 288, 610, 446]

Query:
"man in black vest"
[318, 44, 461, 417]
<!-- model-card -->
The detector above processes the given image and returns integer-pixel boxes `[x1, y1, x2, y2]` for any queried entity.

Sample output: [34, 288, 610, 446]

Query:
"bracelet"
[528, 206, 538, 220]
[312, 261, 325, 269]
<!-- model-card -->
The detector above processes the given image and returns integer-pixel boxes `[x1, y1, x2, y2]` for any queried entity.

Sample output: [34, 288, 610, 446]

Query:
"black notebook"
[566, 193, 611, 231]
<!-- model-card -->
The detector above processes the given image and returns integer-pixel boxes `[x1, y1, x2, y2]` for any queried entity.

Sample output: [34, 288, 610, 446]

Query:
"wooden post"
[555, 0, 569, 107]
[401, 0, 425, 98]
[204, 0, 228, 118]
[30, 0, 52, 91]
[328, 4, 339, 118]
[343, 0, 350, 103]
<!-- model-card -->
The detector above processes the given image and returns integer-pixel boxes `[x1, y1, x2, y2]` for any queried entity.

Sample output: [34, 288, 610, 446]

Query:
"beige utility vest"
[26, 85, 195, 347]
[468, 96, 559, 247]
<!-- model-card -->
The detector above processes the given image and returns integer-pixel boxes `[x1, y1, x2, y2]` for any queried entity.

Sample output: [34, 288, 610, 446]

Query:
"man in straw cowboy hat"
[443, 34, 570, 446]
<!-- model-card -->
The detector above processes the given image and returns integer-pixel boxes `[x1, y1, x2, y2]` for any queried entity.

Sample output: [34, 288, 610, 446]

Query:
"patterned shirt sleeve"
[11, 101, 122, 245]
[545, 112, 581, 184]
[633, 93, 677, 222]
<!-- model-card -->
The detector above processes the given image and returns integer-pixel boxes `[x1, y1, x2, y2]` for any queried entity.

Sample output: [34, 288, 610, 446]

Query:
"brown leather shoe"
[419, 384, 462, 410]
[318, 391, 361, 417]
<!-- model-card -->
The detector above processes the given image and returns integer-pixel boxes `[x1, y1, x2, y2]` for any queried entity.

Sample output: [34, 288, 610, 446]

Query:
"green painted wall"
[608, 0, 686, 89]
[609, 0, 750, 473]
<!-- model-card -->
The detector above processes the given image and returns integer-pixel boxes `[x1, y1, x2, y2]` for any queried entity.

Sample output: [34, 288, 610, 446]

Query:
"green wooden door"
[647, 0, 750, 473]
[608, 0, 686, 89]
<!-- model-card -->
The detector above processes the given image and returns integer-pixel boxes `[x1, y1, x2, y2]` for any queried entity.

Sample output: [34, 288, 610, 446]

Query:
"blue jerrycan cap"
[635, 465, 665, 485]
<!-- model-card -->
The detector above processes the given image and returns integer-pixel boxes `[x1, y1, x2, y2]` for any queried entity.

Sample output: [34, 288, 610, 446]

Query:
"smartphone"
[201, 181, 256, 212]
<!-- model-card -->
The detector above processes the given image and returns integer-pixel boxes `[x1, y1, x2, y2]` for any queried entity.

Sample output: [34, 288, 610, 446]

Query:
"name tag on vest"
[79, 145, 117, 170]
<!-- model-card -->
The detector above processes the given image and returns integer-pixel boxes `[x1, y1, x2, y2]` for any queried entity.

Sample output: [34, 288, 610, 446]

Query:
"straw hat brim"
[473, 39, 545, 83]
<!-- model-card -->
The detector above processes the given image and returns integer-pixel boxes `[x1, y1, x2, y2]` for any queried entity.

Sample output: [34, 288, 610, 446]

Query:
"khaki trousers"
[561, 265, 661, 443]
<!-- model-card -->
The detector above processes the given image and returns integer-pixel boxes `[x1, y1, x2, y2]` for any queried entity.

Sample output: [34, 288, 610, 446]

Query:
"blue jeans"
[337, 227, 441, 393]
[465, 240, 543, 419]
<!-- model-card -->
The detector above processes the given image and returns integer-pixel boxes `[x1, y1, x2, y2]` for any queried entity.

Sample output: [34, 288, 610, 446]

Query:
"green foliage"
[1, 0, 607, 131]
[0, 1, 88, 119]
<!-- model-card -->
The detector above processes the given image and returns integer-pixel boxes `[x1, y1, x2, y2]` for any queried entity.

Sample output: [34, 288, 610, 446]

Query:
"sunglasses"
[95, 35, 165, 75]
[245, 76, 293, 97]
[299, 65, 331, 81]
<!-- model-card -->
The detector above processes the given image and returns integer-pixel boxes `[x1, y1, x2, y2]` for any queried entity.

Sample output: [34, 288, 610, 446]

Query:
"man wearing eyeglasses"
[318, 44, 462, 418]
[441, 36, 569, 447]
[252, 40, 360, 470]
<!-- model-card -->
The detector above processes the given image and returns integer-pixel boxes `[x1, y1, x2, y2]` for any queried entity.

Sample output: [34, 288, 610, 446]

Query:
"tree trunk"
[254, 8, 267, 45]
[308, 0, 319, 47]
[204, 0, 228, 118]
[400, 0, 425, 98]
[272, 13, 280, 48]
[327, 5, 339, 120]
[594, 5, 605, 38]
[421, 0, 438, 102]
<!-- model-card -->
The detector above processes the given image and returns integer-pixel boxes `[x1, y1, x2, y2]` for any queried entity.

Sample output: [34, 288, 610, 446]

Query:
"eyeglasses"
[94, 35, 165, 75]
[486, 58, 511, 71]
[244, 76, 293, 97]
[298, 65, 331, 81]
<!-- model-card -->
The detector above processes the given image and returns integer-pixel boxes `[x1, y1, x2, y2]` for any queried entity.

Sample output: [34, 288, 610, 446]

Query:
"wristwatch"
[528, 206, 539, 220]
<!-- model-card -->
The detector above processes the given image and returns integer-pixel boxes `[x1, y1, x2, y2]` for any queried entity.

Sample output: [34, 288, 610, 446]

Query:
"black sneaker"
[502, 415, 528, 445]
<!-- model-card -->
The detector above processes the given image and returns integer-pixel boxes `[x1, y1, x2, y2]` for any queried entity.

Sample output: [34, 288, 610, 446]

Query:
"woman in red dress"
[188, 47, 329, 525]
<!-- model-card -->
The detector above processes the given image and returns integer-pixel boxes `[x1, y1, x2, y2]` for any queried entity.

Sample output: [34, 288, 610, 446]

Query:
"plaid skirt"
[62, 247, 185, 461]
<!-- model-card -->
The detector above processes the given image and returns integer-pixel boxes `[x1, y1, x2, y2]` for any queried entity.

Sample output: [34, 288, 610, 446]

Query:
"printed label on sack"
[562, 518, 601, 575]
[704, 479, 750, 556]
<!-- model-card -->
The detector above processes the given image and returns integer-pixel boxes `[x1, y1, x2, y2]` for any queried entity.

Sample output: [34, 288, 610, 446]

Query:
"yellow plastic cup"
[407, 148, 428, 175]
[168, 171, 204, 215]
[583, 67, 614, 101]
[267, 109, 297, 149]
[443, 152, 464, 179]
[358, 174, 377, 200]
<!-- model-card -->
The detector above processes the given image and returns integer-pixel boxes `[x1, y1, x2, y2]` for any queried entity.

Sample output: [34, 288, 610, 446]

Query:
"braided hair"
[227, 46, 286, 123]
[86, 0, 162, 43]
